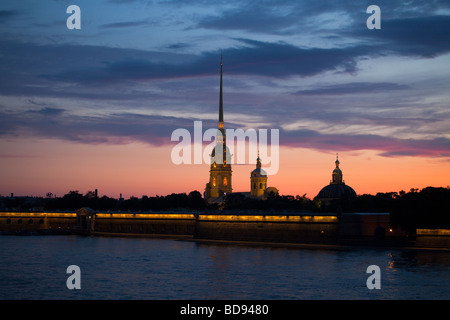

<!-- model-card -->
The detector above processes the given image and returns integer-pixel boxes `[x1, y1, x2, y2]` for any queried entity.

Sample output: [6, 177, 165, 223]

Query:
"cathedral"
[204, 58, 358, 204]
[204, 58, 278, 202]
[315, 154, 357, 204]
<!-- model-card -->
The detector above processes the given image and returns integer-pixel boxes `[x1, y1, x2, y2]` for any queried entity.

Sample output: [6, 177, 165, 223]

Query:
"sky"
[1, 0, 450, 199]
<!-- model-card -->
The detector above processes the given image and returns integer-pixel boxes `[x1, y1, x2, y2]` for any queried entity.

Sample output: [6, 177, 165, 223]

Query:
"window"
[223, 177, 227, 186]
[212, 177, 216, 187]
[260, 183, 262, 189]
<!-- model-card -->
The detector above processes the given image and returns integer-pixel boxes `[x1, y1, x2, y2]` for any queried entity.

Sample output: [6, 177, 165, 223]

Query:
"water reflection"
[388, 250, 450, 271]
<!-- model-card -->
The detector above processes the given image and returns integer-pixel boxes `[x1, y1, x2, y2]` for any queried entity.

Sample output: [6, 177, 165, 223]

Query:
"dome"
[316, 183, 357, 200]
[251, 156, 266, 177]
[315, 154, 357, 202]
[251, 167, 267, 177]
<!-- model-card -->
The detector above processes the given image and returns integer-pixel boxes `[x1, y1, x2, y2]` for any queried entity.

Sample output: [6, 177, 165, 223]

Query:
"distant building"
[315, 155, 357, 204]
[250, 155, 278, 199]
[250, 155, 267, 198]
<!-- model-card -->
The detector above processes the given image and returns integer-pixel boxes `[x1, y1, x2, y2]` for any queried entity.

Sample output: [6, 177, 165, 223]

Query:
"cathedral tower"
[205, 57, 232, 200]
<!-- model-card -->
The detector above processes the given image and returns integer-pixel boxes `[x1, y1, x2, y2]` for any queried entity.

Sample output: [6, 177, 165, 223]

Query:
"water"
[0, 235, 449, 300]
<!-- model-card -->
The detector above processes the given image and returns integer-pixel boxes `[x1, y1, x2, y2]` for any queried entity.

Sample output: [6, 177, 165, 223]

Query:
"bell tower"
[205, 56, 232, 200]
[250, 154, 267, 198]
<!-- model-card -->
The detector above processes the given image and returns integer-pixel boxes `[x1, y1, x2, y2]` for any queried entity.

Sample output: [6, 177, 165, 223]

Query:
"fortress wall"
[416, 229, 450, 249]
[0, 212, 339, 244]
[194, 215, 339, 244]
[94, 216, 196, 236]
[1, 211, 424, 248]
[338, 213, 391, 237]
[0, 212, 76, 232]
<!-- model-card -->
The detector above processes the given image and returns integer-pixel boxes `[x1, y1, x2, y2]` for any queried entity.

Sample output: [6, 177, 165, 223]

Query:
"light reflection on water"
[0, 235, 448, 300]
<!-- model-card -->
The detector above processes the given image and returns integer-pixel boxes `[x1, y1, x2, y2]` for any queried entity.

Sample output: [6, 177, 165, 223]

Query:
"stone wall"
[94, 216, 196, 236]
[0, 212, 76, 233]
[193, 214, 339, 244]
[416, 229, 450, 249]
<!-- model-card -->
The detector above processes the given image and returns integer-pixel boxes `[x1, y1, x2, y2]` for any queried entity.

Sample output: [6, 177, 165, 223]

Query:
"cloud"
[1, 0, 450, 161]
[196, 1, 450, 59]
[295, 82, 410, 95]
[197, 3, 301, 35]
[0, 10, 20, 21]
[3, 13, 448, 96]
[31, 38, 375, 86]
[0, 37, 375, 98]
[99, 18, 152, 29]
[30, 107, 66, 116]
[349, 15, 450, 58]
[0, 107, 217, 147]
[1, 105, 449, 159]
[280, 129, 450, 158]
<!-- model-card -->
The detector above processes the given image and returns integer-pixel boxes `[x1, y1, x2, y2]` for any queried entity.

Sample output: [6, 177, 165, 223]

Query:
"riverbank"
[1, 210, 449, 250]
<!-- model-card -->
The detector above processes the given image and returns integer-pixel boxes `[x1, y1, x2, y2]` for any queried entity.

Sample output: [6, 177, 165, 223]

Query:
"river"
[0, 235, 449, 300]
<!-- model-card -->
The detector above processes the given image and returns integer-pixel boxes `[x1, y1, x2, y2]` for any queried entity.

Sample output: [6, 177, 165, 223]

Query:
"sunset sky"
[1, 0, 450, 199]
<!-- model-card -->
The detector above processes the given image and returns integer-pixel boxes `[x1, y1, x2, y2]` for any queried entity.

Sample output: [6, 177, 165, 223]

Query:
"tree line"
[1, 186, 449, 232]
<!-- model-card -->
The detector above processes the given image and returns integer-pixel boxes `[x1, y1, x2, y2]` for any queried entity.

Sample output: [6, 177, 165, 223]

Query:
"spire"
[332, 153, 343, 184]
[218, 55, 224, 128]
[256, 147, 261, 168]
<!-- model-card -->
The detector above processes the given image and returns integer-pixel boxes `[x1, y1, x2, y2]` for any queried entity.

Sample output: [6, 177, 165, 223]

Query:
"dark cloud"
[31, 39, 374, 85]
[3, 12, 448, 94]
[1, 0, 450, 160]
[349, 15, 450, 58]
[295, 82, 410, 95]
[0, 10, 19, 20]
[1, 105, 449, 158]
[166, 42, 192, 50]
[197, 1, 450, 58]
[280, 129, 450, 158]
[0, 37, 374, 99]
[222, 39, 373, 77]
[99, 18, 152, 29]
[0, 107, 197, 146]
[30, 107, 66, 116]
[197, 3, 301, 35]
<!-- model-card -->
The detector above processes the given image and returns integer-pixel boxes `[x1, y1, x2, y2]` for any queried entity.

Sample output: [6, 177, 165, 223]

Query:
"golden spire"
[218, 55, 224, 129]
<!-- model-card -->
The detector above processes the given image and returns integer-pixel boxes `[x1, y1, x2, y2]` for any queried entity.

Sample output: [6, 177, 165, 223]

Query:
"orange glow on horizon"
[1, 137, 449, 199]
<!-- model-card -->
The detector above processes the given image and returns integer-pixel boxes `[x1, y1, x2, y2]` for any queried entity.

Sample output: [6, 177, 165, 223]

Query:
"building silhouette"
[315, 154, 357, 204]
